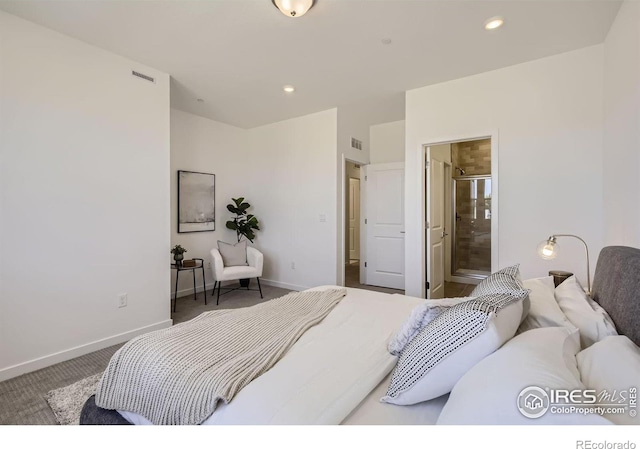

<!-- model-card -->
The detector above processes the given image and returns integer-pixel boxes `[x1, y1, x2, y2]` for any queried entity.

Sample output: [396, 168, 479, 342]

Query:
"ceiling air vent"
[351, 137, 363, 150]
[131, 70, 155, 83]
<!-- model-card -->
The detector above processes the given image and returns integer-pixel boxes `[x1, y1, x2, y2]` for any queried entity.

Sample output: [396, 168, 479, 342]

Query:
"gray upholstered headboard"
[591, 246, 640, 346]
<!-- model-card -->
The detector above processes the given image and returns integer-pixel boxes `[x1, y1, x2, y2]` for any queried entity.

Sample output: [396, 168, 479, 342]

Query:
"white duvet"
[119, 286, 426, 425]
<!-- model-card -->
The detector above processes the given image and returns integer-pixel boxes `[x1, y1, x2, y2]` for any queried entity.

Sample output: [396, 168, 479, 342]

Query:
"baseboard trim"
[0, 319, 173, 382]
[259, 278, 308, 292]
[173, 282, 214, 298]
[174, 279, 309, 295]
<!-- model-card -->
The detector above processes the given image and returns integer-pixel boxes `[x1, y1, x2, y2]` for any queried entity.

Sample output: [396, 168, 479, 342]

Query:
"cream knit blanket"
[95, 288, 346, 425]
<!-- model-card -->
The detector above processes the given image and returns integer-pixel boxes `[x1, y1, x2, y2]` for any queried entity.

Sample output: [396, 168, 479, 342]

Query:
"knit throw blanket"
[95, 288, 346, 425]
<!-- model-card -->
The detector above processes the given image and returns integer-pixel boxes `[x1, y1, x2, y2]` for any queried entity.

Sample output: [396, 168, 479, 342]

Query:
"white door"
[365, 163, 405, 290]
[428, 154, 446, 299]
[349, 178, 360, 261]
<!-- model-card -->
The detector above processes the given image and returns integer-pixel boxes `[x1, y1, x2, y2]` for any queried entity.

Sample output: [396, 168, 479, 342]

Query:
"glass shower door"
[452, 176, 491, 278]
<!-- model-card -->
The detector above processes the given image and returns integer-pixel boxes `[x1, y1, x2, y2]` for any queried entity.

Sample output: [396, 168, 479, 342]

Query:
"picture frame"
[177, 170, 215, 233]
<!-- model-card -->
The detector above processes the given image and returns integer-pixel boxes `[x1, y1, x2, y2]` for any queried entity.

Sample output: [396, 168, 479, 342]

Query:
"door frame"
[339, 156, 366, 287]
[422, 132, 499, 298]
[348, 177, 361, 262]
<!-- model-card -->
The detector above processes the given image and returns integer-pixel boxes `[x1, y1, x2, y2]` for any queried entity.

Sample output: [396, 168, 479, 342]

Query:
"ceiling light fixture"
[272, 0, 316, 18]
[283, 85, 296, 93]
[484, 16, 504, 30]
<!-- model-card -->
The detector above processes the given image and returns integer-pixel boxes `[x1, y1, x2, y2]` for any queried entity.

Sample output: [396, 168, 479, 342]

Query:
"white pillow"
[554, 276, 618, 348]
[577, 336, 640, 425]
[437, 327, 611, 425]
[585, 296, 618, 335]
[517, 276, 576, 334]
[382, 292, 525, 405]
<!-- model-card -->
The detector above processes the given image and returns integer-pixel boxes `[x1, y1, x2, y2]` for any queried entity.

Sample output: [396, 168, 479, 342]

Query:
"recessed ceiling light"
[381, 38, 392, 45]
[484, 16, 504, 30]
[283, 85, 295, 93]
[196, 98, 204, 102]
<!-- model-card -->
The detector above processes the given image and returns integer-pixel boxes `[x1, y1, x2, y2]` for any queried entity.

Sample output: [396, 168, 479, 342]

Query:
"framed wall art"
[177, 170, 215, 233]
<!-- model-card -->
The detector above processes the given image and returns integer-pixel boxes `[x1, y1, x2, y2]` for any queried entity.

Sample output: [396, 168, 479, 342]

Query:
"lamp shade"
[272, 0, 315, 17]
[537, 238, 558, 260]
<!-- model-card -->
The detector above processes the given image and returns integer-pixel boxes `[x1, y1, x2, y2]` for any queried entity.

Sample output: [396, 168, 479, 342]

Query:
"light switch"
[319, 214, 326, 222]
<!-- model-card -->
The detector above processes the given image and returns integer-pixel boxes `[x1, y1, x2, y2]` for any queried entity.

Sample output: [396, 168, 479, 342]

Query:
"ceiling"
[0, 0, 621, 129]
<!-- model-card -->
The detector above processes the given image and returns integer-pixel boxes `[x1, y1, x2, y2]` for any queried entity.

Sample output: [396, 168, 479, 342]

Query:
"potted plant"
[171, 244, 187, 267]
[226, 197, 260, 243]
[225, 197, 260, 286]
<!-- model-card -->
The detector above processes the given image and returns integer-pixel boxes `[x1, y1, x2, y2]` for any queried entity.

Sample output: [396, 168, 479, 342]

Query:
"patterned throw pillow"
[471, 264, 530, 322]
[471, 264, 525, 297]
[382, 291, 527, 405]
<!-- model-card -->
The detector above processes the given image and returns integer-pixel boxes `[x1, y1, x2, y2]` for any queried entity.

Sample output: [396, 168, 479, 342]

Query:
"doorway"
[425, 137, 496, 299]
[343, 160, 406, 294]
[344, 161, 362, 289]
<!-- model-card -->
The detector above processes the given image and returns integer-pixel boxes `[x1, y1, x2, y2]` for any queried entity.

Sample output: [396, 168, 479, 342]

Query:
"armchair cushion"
[217, 265, 261, 281]
[217, 240, 248, 267]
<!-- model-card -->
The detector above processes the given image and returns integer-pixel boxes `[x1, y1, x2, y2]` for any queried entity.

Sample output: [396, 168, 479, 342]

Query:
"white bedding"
[119, 286, 432, 425]
[342, 372, 448, 425]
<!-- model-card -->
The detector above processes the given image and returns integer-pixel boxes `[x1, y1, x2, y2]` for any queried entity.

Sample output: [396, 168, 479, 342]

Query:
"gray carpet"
[0, 283, 290, 425]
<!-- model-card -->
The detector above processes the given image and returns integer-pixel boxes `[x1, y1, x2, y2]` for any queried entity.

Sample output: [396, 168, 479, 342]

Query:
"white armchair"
[210, 246, 264, 305]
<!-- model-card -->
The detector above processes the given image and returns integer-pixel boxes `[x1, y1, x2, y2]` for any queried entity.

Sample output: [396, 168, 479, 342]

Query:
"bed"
[80, 245, 640, 425]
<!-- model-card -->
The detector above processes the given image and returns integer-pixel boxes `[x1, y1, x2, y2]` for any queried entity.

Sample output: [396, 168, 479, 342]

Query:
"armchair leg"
[217, 281, 221, 306]
[257, 278, 263, 299]
[211, 281, 216, 297]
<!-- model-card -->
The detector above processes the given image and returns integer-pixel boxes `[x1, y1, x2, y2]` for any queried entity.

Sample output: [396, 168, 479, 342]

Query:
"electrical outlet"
[291, 262, 296, 270]
[206, 261, 212, 269]
[117, 293, 128, 308]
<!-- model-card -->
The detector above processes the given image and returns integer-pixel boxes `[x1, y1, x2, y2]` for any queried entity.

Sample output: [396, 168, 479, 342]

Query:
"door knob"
[442, 231, 449, 238]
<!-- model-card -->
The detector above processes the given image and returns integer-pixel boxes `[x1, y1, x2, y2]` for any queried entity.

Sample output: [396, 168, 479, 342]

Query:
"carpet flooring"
[0, 283, 290, 425]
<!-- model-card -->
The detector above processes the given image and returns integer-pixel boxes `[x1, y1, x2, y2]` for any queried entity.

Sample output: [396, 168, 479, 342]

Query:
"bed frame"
[590, 246, 640, 347]
[79, 245, 640, 425]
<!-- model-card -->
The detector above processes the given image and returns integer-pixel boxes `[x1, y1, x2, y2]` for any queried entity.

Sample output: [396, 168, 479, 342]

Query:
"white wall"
[405, 46, 605, 297]
[170, 109, 248, 296]
[603, 1, 640, 248]
[247, 109, 338, 290]
[370, 120, 406, 163]
[0, 12, 171, 380]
